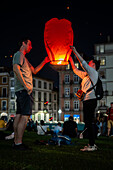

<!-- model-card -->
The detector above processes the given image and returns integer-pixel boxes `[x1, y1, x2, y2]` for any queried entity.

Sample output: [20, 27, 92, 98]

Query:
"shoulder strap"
[39, 125, 46, 133]
[86, 76, 97, 93]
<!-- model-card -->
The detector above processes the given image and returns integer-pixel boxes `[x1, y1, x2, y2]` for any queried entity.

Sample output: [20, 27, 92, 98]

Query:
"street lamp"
[58, 109, 62, 121]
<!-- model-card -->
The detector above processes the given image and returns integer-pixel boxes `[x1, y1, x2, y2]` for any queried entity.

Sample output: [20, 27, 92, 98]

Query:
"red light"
[44, 101, 48, 105]
[44, 18, 74, 66]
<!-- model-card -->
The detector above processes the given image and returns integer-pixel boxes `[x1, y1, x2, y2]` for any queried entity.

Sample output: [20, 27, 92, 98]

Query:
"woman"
[69, 46, 100, 151]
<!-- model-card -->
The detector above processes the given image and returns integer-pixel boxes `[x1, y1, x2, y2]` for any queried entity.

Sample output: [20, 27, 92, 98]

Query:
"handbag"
[75, 89, 86, 101]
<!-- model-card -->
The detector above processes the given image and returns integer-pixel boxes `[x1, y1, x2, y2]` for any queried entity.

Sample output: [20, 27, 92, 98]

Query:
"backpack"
[95, 77, 103, 100]
[87, 76, 103, 100]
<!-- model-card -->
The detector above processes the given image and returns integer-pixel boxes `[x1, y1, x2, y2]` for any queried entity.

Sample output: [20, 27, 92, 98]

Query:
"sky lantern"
[44, 18, 74, 70]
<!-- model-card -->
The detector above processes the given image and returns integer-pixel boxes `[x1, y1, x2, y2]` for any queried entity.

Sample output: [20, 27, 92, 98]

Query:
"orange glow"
[44, 18, 74, 66]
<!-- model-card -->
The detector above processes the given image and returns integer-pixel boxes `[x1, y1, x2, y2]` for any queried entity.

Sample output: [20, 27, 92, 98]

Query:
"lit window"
[100, 45, 104, 53]
[100, 58, 106, 66]
[64, 88, 70, 97]
[66, 64, 70, 70]
[75, 63, 79, 68]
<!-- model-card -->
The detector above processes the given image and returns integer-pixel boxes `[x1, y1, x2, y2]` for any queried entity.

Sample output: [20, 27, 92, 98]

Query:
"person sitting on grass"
[37, 120, 48, 135]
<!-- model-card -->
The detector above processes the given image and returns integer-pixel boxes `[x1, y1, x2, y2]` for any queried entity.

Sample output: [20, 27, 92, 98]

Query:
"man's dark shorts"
[15, 90, 33, 116]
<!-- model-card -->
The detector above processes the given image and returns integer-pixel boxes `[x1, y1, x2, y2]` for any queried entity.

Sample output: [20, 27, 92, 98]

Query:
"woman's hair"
[89, 59, 100, 71]
[93, 60, 100, 71]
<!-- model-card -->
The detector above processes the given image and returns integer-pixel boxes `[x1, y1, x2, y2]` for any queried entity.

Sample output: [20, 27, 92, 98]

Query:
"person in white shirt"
[69, 46, 100, 151]
[37, 120, 47, 135]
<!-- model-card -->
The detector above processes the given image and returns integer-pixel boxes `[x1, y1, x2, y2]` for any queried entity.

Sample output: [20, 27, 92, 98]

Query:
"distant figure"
[37, 120, 47, 135]
[54, 122, 62, 134]
[63, 116, 77, 138]
[107, 102, 113, 136]
[0, 116, 6, 128]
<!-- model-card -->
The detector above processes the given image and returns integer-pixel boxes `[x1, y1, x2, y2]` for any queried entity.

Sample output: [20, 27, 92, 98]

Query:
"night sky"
[0, 2, 113, 86]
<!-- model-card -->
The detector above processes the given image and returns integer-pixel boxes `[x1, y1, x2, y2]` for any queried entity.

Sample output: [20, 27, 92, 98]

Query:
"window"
[100, 45, 104, 53]
[100, 58, 106, 66]
[49, 83, 52, 90]
[64, 101, 70, 111]
[75, 63, 79, 68]
[49, 93, 52, 102]
[38, 103, 41, 110]
[54, 94, 56, 100]
[33, 79, 36, 87]
[38, 81, 41, 88]
[73, 87, 79, 97]
[11, 79, 14, 87]
[66, 64, 70, 70]
[64, 88, 70, 97]
[2, 100, 7, 111]
[38, 92, 41, 102]
[10, 101, 15, 110]
[11, 90, 15, 99]
[49, 104, 51, 111]
[64, 75, 70, 84]
[73, 101, 79, 111]
[54, 103, 56, 110]
[2, 88, 7, 97]
[73, 75, 79, 83]
[44, 93, 47, 102]
[44, 82, 47, 89]
[2, 77, 7, 84]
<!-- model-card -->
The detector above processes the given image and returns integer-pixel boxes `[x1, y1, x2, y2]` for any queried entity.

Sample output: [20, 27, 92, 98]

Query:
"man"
[69, 46, 100, 151]
[13, 38, 50, 150]
[107, 102, 113, 136]
[63, 116, 77, 138]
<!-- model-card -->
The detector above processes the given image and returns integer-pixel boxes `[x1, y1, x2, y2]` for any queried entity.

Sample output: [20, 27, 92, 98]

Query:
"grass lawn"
[0, 131, 113, 170]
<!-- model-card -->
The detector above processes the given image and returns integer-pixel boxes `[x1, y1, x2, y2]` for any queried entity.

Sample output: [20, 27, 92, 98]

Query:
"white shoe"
[80, 144, 97, 151]
[5, 133, 14, 140]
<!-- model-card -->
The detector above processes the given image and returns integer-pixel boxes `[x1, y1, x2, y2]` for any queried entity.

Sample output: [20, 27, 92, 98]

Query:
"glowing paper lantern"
[44, 18, 74, 67]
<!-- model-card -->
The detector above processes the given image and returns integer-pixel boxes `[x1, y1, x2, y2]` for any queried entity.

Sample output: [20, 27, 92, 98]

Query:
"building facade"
[94, 42, 113, 114]
[0, 67, 10, 118]
[32, 76, 58, 122]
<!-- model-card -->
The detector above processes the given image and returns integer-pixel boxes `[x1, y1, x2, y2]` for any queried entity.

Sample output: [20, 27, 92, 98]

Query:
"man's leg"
[13, 114, 21, 144]
[16, 115, 29, 144]
[107, 120, 111, 136]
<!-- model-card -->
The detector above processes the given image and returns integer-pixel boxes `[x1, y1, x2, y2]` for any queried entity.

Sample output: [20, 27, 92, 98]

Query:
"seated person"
[37, 120, 47, 135]
[0, 116, 7, 139]
[107, 102, 113, 136]
[54, 122, 62, 134]
[62, 116, 77, 138]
